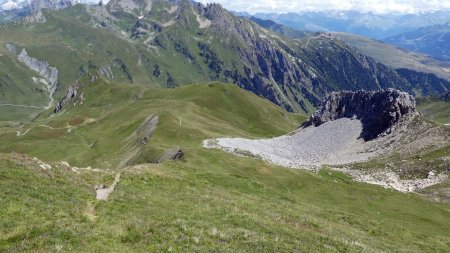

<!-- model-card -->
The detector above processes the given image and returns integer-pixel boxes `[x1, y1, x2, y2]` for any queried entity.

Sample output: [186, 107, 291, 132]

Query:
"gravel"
[334, 167, 448, 192]
[203, 118, 376, 168]
[203, 114, 449, 193]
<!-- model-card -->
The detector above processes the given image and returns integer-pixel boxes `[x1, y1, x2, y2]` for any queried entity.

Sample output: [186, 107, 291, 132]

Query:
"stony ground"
[204, 118, 375, 168]
[334, 167, 448, 192]
[203, 117, 449, 193]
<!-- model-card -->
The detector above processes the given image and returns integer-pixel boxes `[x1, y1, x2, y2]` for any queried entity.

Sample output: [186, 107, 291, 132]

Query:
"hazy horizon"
[2, 0, 450, 14]
[197, 0, 450, 14]
[0, 0, 450, 14]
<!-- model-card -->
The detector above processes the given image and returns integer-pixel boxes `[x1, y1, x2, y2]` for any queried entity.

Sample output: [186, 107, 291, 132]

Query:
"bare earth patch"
[96, 173, 121, 201]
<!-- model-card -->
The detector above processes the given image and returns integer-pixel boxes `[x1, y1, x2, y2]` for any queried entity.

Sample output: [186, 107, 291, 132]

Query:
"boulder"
[427, 171, 436, 179]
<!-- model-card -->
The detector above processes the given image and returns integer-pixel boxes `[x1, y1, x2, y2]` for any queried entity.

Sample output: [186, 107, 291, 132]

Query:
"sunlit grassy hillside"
[0, 82, 449, 252]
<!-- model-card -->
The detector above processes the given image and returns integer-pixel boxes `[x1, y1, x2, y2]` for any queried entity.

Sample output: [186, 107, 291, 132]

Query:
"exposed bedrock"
[17, 48, 59, 92]
[302, 89, 417, 140]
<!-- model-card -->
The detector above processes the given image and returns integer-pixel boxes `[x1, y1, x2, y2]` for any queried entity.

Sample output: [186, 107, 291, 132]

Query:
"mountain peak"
[30, 0, 76, 12]
[106, 0, 159, 13]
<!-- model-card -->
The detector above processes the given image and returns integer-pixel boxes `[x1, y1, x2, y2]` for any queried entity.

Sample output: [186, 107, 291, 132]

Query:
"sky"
[1, 0, 450, 13]
[197, 0, 450, 14]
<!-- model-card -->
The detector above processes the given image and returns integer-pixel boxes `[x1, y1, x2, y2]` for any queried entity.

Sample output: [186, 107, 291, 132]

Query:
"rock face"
[102, 0, 447, 113]
[6, 44, 59, 108]
[302, 89, 417, 140]
[158, 147, 184, 163]
[54, 82, 81, 113]
[4, 0, 449, 115]
[30, 0, 75, 13]
[18, 48, 59, 93]
[1, 0, 76, 23]
[5, 43, 17, 54]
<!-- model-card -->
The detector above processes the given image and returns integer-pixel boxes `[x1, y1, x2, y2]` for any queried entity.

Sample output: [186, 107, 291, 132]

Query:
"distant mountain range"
[331, 32, 450, 80]
[1, 0, 449, 120]
[0, 0, 93, 11]
[0, 0, 29, 11]
[247, 16, 310, 39]
[0, 0, 74, 22]
[245, 16, 450, 82]
[383, 22, 450, 61]
[247, 11, 450, 40]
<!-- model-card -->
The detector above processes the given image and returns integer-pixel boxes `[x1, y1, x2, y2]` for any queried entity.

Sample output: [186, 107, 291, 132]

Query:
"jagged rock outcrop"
[5, 43, 59, 108]
[0, 0, 74, 12]
[157, 147, 184, 163]
[107, 0, 154, 14]
[302, 89, 417, 140]
[4, 0, 77, 23]
[17, 48, 59, 93]
[190, 3, 428, 112]
[54, 82, 81, 112]
[23, 9, 47, 23]
[30, 0, 75, 13]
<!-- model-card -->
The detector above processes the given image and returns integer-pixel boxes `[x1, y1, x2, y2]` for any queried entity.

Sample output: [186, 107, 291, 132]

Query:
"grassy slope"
[0, 83, 449, 252]
[417, 100, 450, 125]
[0, 82, 300, 168]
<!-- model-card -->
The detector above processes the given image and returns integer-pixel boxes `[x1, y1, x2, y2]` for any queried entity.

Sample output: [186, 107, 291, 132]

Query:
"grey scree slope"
[203, 118, 372, 168]
[203, 89, 417, 169]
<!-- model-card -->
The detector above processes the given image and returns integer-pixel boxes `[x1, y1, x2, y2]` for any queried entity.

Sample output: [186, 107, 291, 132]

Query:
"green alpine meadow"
[0, 0, 449, 252]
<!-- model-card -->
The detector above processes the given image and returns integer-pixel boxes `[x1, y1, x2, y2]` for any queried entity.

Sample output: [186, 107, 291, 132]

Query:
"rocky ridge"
[90, 0, 448, 113]
[0, 0, 77, 23]
[3, 0, 450, 116]
[6, 43, 59, 108]
[302, 89, 417, 140]
[30, 0, 75, 13]
[17, 48, 59, 92]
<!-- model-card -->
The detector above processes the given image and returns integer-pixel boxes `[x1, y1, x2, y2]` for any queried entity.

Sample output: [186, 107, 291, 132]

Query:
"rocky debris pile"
[334, 167, 448, 192]
[33, 157, 52, 170]
[302, 89, 417, 140]
[158, 147, 184, 163]
[58, 160, 106, 174]
[204, 118, 372, 168]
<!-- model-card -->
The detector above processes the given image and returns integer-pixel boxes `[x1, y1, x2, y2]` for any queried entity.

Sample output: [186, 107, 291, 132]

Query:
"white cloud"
[197, 0, 450, 14]
[1, 0, 449, 14]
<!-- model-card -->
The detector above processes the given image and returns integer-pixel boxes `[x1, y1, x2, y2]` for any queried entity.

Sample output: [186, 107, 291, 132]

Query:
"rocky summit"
[302, 89, 417, 140]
